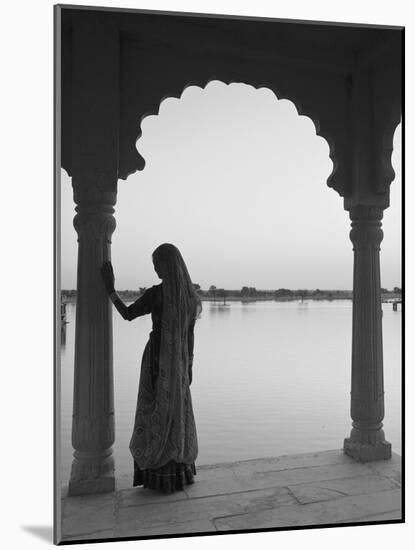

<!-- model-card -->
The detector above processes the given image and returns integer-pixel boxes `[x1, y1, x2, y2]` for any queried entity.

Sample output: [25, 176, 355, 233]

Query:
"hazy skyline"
[61, 81, 401, 290]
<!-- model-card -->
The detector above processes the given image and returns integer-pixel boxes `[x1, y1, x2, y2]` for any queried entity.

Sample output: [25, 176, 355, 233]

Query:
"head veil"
[153, 243, 202, 336]
[129, 243, 201, 469]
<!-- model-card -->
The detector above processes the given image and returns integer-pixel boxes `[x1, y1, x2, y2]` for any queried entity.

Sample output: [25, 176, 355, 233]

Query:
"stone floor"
[59, 449, 402, 543]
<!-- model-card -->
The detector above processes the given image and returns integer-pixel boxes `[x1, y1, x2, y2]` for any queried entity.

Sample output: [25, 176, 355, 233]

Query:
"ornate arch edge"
[119, 77, 342, 198]
[378, 103, 402, 196]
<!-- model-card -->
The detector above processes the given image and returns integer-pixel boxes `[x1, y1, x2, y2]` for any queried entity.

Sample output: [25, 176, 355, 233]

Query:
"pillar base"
[68, 450, 115, 496]
[68, 472, 115, 496]
[343, 437, 392, 462]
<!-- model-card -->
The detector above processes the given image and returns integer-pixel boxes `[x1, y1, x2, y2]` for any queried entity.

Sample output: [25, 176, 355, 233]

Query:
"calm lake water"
[59, 300, 402, 485]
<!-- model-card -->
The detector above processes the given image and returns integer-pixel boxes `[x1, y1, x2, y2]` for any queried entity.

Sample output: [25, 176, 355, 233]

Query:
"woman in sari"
[101, 243, 201, 493]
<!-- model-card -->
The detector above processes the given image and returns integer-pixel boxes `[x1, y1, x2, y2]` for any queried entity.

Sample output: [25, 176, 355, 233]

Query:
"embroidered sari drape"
[128, 244, 201, 474]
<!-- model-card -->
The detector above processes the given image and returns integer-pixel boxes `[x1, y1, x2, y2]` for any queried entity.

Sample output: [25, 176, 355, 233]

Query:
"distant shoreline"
[61, 290, 401, 304]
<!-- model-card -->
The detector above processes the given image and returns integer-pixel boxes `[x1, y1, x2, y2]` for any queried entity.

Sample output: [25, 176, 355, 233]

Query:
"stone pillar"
[344, 206, 392, 462]
[68, 185, 117, 496]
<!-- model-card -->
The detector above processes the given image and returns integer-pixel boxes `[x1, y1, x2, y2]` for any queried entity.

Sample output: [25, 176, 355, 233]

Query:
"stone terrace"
[60, 449, 402, 543]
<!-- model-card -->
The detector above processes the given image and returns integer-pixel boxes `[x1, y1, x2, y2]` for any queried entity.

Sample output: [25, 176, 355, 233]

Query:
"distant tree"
[193, 283, 201, 291]
[209, 285, 217, 300]
[274, 288, 293, 298]
[393, 287, 402, 294]
[139, 287, 147, 295]
[381, 287, 389, 293]
[241, 286, 257, 297]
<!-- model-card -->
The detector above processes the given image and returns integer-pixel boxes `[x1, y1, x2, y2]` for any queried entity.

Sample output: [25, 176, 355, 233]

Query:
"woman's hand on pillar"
[101, 261, 115, 294]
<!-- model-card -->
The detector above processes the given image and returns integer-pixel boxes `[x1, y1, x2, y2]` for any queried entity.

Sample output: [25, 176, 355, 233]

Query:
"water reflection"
[241, 304, 257, 313]
[209, 303, 231, 314]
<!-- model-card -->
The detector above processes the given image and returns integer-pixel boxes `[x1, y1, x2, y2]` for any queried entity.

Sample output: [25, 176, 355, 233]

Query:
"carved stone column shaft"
[344, 206, 391, 462]
[68, 200, 116, 495]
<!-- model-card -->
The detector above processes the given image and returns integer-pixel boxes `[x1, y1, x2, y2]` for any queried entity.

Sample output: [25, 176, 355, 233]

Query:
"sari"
[128, 244, 201, 493]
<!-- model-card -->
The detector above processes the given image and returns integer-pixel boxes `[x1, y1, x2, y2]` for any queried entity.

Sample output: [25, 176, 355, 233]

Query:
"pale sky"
[61, 81, 402, 291]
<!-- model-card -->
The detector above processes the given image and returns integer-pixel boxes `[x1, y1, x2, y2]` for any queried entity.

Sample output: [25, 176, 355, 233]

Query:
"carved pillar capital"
[349, 205, 383, 221]
[349, 206, 383, 250]
[72, 169, 118, 207]
[73, 205, 116, 244]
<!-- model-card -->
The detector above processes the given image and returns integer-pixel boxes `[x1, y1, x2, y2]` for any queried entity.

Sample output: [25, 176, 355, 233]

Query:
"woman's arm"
[101, 261, 153, 321]
[109, 290, 133, 321]
[101, 261, 132, 320]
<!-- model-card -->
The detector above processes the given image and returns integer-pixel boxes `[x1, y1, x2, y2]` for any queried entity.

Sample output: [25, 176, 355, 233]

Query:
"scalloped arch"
[379, 105, 402, 194]
[120, 78, 340, 196]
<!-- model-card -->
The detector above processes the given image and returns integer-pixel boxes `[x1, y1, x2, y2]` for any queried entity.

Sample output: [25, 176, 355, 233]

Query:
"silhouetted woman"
[101, 243, 201, 493]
